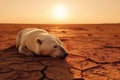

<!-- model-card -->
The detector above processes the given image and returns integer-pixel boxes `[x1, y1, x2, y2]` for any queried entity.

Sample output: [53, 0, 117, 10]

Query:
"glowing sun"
[53, 5, 67, 19]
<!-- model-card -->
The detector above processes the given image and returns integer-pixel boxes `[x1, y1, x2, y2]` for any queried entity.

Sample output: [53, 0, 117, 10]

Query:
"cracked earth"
[0, 24, 120, 80]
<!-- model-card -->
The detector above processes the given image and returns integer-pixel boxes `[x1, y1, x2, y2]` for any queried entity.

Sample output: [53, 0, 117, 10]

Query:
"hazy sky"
[0, 0, 120, 24]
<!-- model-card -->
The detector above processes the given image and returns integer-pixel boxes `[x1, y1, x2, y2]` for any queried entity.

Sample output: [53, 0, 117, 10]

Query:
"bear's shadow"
[0, 46, 73, 80]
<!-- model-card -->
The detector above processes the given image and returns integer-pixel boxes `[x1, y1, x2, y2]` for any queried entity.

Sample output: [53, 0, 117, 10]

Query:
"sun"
[53, 5, 67, 20]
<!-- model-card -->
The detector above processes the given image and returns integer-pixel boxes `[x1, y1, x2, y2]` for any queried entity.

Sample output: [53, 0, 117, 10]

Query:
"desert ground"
[0, 24, 120, 80]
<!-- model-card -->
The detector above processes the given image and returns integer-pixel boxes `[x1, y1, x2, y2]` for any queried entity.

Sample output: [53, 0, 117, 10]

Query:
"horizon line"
[0, 22, 120, 25]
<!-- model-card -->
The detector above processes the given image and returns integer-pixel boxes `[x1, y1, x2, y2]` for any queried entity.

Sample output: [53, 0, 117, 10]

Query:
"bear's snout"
[62, 53, 68, 59]
[57, 52, 68, 59]
[59, 47, 68, 59]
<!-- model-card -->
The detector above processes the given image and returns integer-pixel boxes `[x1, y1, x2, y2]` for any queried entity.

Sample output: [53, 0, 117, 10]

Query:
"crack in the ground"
[38, 62, 53, 80]
[76, 59, 120, 80]
[73, 78, 85, 80]
[91, 72, 119, 80]
[39, 64, 47, 80]
[103, 45, 120, 49]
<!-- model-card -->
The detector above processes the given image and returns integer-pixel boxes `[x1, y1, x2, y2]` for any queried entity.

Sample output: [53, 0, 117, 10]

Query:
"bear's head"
[35, 35, 68, 59]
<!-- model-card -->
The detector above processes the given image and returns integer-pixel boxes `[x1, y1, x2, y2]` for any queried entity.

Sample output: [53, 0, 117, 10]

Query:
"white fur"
[16, 28, 67, 58]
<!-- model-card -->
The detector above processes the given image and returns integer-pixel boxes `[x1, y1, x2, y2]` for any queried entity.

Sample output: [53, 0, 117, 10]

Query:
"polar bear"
[16, 28, 68, 59]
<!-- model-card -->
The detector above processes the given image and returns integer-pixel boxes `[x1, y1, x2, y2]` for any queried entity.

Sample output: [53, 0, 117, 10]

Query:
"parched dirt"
[0, 24, 120, 80]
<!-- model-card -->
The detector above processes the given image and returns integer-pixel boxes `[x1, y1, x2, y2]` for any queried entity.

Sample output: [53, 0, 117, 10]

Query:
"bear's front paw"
[18, 46, 34, 56]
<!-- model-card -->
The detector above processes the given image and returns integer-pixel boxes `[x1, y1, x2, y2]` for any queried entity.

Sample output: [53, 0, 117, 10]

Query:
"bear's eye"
[53, 45, 57, 48]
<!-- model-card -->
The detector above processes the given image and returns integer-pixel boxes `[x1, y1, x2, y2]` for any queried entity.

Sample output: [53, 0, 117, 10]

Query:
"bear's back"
[20, 28, 48, 43]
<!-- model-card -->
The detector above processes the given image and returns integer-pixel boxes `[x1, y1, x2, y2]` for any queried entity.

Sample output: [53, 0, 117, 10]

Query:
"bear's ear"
[37, 39, 42, 45]
[36, 37, 44, 45]
[55, 38, 62, 45]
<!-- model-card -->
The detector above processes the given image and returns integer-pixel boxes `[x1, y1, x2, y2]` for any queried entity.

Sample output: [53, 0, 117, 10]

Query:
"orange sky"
[0, 0, 120, 24]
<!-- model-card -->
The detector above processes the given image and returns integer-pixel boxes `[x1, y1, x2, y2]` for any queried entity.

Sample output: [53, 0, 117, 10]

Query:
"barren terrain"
[0, 24, 120, 80]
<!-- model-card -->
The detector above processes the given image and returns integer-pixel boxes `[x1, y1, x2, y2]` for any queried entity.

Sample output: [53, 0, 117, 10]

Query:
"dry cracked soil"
[0, 24, 120, 80]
